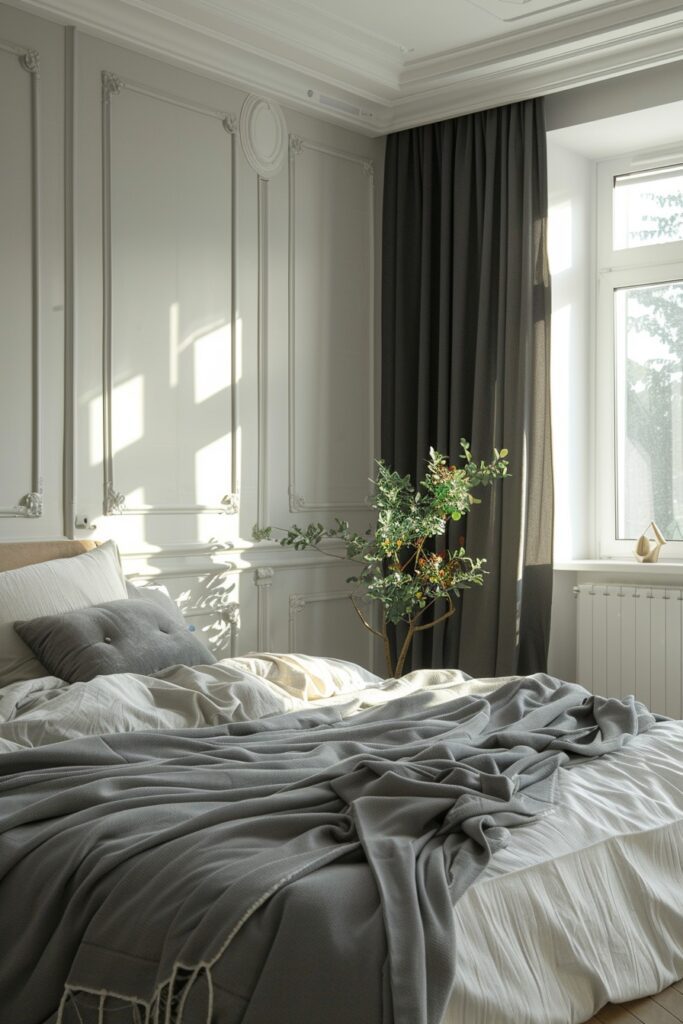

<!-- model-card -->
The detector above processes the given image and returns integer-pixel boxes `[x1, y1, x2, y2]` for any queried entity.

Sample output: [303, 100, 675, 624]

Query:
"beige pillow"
[0, 540, 128, 685]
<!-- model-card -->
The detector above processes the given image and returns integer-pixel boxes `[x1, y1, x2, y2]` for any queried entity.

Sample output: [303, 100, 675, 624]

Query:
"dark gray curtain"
[381, 98, 553, 677]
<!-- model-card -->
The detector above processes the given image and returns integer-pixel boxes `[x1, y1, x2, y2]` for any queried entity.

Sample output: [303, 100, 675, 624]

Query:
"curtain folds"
[381, 98, 553, 677]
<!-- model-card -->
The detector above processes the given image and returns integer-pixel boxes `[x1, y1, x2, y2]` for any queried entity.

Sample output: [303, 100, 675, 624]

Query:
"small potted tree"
[253, 441, 508, 677]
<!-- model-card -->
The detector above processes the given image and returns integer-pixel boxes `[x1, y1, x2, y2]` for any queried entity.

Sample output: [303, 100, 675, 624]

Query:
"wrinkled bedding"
[0, 658, 666, 1024]
[0, 658, 680, 1024]
[0, 656, 502, 753]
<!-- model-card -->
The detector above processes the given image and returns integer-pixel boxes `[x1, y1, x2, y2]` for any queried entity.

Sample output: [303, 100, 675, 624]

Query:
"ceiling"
[9, 0, 683, 133]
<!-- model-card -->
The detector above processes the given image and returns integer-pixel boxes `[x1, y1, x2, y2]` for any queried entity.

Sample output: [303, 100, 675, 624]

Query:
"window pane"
[613, 165, 683, 250]
[615, 280, 683, 541]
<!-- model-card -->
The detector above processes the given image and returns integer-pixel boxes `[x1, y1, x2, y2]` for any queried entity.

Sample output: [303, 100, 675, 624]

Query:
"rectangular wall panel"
[289, 591, 373, 666]
[103, 78, 236, 517]
[288, 138, 374, 514]
[0, 43, 40, 518]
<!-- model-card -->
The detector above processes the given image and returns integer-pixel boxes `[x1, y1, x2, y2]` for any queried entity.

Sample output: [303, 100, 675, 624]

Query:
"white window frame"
[595, 150, 683, 559]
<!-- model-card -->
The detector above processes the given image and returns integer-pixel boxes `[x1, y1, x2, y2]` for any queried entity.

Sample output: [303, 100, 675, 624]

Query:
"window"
[596, 155, 683, 557]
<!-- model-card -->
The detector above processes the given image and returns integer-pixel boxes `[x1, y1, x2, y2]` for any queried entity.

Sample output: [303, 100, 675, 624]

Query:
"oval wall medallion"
[239, 95, 288, 179]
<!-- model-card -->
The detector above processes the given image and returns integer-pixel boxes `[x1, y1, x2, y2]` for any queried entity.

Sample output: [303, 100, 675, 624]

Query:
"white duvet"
[0, 656, 681, 1024]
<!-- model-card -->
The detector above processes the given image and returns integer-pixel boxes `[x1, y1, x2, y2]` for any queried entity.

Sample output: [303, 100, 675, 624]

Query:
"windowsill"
[555, 559, 683, 576]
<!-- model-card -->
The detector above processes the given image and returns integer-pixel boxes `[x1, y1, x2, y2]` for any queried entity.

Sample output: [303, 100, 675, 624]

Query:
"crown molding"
[400, 0, 683, 84]
[8, 0, 394, 131]
[392, 11, 683, 132]
[6, 0, 683, 135]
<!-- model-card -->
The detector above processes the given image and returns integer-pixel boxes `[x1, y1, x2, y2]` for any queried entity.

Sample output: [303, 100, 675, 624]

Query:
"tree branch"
[350, 595, 384, 640]
[413, 593, 456, 632]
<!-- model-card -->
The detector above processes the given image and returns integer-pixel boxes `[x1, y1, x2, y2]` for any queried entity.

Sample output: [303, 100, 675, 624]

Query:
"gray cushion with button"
[14, 598, 215, 683]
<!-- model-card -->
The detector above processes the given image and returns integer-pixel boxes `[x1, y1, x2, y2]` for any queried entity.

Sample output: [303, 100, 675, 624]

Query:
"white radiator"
[574, 584, 683, 718]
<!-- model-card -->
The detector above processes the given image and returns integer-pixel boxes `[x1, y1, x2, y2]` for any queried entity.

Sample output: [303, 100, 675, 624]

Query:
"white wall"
[545, 61, 683, 133]
[0, 3, 384, 670]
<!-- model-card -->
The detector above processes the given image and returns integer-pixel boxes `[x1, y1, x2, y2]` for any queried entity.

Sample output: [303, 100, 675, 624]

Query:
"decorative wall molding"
[239, 94, 287, 180]
[220, 600, 240, 658]
[101, 69, 122, 99]
[19, 48, 40, 74]
[392, 15, 683, 133]
[63, 26, 78, 537]
[9, 0, 683, 134]
[100, 69, 240, 516]
[287, 135, 375, 513]
[222, 113, 238, 134]
[256, 175, 269, 529]
[288, 134, 304, 157]
[254, 566, 274, 650]
[0, 40, 43, 518]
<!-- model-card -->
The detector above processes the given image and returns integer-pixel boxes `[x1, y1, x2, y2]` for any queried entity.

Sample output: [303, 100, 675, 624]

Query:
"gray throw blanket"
[0, 674, 656, 1024]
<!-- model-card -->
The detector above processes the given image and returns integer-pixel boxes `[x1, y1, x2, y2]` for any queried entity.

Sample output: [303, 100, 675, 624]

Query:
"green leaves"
[251, 525, 273, 541]
[252, 441, 510, 636]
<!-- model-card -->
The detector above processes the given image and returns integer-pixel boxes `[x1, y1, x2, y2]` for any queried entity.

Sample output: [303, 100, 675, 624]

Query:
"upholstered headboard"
[0, 540, 99, 574]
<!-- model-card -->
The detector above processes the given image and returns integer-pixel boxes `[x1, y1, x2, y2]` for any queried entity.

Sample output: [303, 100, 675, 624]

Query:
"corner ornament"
[222, 602, 240, 628]
[102, 71, 123, 102]
[288, 486, 306, 512]
[221, 493, 240, 515]
[21, 492, 43, 518]
[105, 484, 126, 515]
[289, 135, 304, 158]
[289, 594, 307, 616]
[20, 50, 40, 75]
[222, 114, 238, 135]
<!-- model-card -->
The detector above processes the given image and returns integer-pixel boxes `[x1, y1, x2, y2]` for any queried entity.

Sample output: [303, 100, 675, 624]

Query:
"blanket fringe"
[56, 986, 164, 1024]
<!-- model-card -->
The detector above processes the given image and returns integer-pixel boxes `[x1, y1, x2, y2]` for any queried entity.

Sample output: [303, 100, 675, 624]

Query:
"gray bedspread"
[0, 673, 656, 1024]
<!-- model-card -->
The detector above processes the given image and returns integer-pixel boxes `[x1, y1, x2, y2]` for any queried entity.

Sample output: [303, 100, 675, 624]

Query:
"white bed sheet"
[447, 720, 683, 1024]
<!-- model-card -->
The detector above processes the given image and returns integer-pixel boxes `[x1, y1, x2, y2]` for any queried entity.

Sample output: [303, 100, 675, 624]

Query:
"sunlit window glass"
[615, 281, 683, 540]
[613, 165, 683, 250]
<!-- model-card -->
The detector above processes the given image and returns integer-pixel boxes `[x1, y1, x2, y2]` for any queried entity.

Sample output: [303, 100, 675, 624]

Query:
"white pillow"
[0, 540, 128, 685]
[232, 653, 381, 700]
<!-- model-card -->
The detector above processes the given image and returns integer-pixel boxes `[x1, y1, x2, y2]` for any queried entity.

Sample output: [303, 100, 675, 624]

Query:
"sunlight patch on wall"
[193, 324, 231, 404]
[195, 434, 229, 507]
[551, 303, 573, 560]
[88, 374, 145, 467]
[548, 200, 573, 275]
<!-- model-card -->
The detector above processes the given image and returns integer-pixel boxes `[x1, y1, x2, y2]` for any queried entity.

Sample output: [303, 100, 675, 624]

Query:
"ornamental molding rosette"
[254, 566, 275, 585]
[222, 113, 238, 135]
[105, 484, 126, 515]
[21, 491, 43, 517]
[289, 594, 307, 616]
[239, 95, 287, 179]
[223, 602, 240, 627]
[102, 70, 123, 101]
[20, 49, 40, 75]
[221, 492, 240, 515]
[289, 134, 304, 157]
[287, 486, 306, 512]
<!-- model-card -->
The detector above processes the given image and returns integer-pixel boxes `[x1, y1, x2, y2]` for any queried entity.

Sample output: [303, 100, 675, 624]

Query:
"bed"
[0, 541, 681, 1024]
